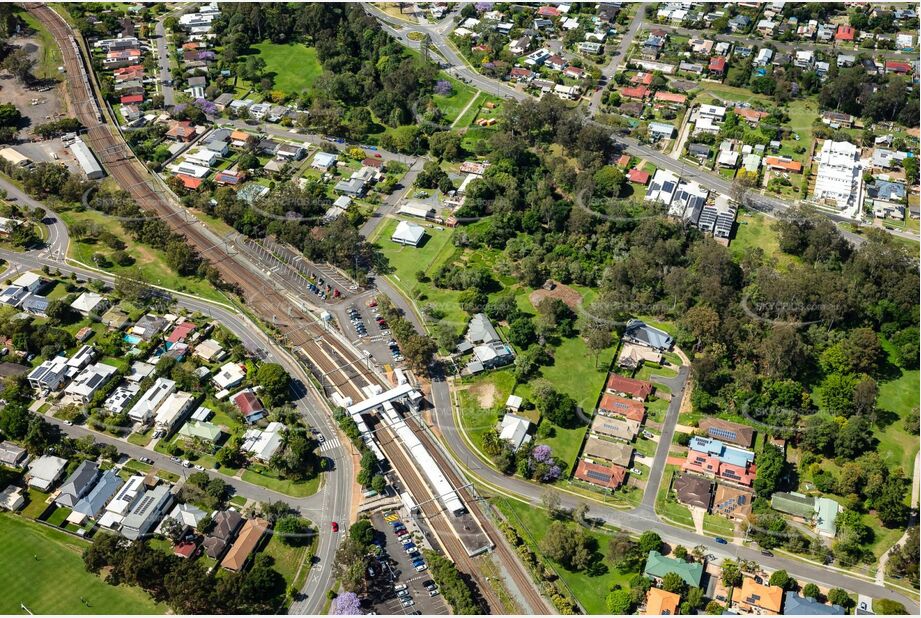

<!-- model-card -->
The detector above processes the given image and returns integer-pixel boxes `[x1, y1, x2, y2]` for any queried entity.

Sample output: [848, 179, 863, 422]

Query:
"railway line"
[28, 4, 550, 614]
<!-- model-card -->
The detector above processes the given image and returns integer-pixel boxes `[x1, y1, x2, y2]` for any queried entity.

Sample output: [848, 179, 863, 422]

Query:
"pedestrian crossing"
[319, 436, 341, 453]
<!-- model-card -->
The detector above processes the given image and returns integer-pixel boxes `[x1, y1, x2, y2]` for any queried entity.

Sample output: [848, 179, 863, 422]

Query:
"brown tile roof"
[598, 393, 646, 422]
[712, 483, 754, 520]
[698, 418, 755, 447]
[221, 517, 269, 572]
[674, 474, 713, 509]
[574, 460, 626, 490]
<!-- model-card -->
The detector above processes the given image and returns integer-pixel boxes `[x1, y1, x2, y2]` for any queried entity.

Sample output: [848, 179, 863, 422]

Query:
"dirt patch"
[468, 381, 497, 408]
[528, 280, 583, 311]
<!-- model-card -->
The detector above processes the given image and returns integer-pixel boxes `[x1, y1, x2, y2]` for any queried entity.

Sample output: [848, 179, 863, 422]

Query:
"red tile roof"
[631, 72, 654, 85]
[537, 5, 561, 17]
[176, 174, 203, 190]
[621, 85, 649, 99]
[232, 390, 265, 416]
[606, 373, 654, 400]
[764, 156, 803, 172]
[575, 460, 626, 490]
[120, 94, 143, 104]
[166, 321, 196, 343]
[361, 157, 384, 168]
[598, 392, 647, 423]
[564, 66, 585, 78]
[709, 56, 727, 72]
[627, 168, 651, 185]
[174, 540, 197, 558]
[735, 107, 769, 123]
[885, 60, 912, 74]
[616, 154, 631, 168]
[835, 25, 856, 41]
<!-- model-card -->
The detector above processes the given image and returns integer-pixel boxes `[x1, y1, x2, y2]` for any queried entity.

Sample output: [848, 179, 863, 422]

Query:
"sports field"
[0, 514, 162, 614]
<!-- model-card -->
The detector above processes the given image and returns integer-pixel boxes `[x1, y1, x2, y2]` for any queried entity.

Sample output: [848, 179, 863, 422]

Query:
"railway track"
[29, 4, 550, 614]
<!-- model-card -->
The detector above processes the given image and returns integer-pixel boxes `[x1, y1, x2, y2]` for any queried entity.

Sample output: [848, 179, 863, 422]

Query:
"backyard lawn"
[249, 42, 323, 96]
[874, 339, 920, 474]
[494, 498, 640, 615]
[0, 514, 163, 614]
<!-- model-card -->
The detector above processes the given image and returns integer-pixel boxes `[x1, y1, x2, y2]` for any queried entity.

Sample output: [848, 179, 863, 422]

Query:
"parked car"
[714, 537, 728, 545]
[331, 521, 339, 532]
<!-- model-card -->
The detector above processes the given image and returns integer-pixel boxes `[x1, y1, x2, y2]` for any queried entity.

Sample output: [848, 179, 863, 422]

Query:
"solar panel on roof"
[586, 470, 612, 482]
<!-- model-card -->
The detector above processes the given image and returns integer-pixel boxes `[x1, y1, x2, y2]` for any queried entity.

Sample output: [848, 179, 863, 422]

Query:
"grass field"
[1, 514, 162, 614]
[58, 209, 228, 304]
[494, 498, 639, 615]
[261, 525, 317, 592]
[241, 468, 322, 497]
[249, 42, 323, 96]
[731, 211, 798, 269]
[432, 74, 479, 124]
[874, 338, 920, 473]
[17, 10, 63, 81]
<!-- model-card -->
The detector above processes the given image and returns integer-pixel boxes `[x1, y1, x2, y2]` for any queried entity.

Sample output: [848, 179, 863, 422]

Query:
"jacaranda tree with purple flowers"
[434, 79, 453, 96]
[334, 592, 362, 615]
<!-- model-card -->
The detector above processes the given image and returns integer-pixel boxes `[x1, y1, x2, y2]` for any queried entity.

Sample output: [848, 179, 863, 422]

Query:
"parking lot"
[368, 511, 449, 616]
[335, 295, 405, 366]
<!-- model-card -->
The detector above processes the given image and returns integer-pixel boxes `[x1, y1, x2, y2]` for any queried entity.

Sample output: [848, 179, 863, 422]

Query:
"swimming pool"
[123, 334, 142, 344]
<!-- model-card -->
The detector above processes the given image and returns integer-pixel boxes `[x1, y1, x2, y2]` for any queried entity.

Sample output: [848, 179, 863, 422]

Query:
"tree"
[826, 589, 851, 610]
[802, 583, 821, 599]
[334, 591, 362, 615]
[874, 599, 907, 615]
[0, 103, 22, 127]
[606, 588, 633, 614]
[637, 531, 662, 555]
[874, 477, 909, 527]
[705, 600, 725, 614]
[661, 571, 688, 596]
[583, 320, 613, 368]
[835, 415, 874, 459]
[768, 569, 796, 590]
[886, 527, 919, 588]
[349, 519, 375, 548]
[508, 316, 536, 348]
[2, 49, 35, 83]
[720, 560, 742, 588]
[542, 488, 562, 518]
[274, 515, 311, 547]
[753, 444, 785, 496]
[255, 363, 291, 407]
[428, 131, 463, 161]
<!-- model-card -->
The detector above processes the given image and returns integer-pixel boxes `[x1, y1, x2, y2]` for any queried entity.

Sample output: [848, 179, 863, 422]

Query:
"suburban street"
[0, 244, 352, 615]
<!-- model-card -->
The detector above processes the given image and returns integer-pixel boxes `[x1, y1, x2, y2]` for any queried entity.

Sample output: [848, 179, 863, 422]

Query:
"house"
[627, 168, 651, 185]
[653, 91, 687, 106]
[398, 202, 436, 220]
[578, 41, 604, 55]
[524, 48, 551, 67]
[165, 120, 197, 142]
[822, 111, 854, 128]
[711, 483, 754, 520]
[683, 436, 756, 486]
[591, 414, 640, 441]
[101, 307, 130, 330]
[837, 54, 856, 68]
[104, 383, 140, 415]
[674, 474, 713, 509]
[691, 38, 714, 55]
[163, 502, 208, 531]
[698, 418, 754, 447]
[221, 517, 270, 572]
[311, 152, 337, 171]
[598, 393, 646, 423]
[895, 33, 914, 50]
[204, 509, 244, 559]
[688, 143, 711, 159]
[617, 342, 663, 369]
[553, 84, 582, 100]
[0, 441, 28, 468]
[812, 141, 862, 211]
[213, 362, 246, 390]
[755, 48, 774, 66]
[835, 25, 856, 42]
[334, 178, 366, 197]
[72, 469, 123, 519]
[733, 578, 784, 615]
[186, 148, 221, 167]
[127, 361, 156, 383]
[644, 550, 704, 588]
[735, 107, 769, 125]
[648, 122, 676, 140]
[121, 484, 173, 540]
[64, 362, 118, 403]
[563, 66, 585, 79]
[127, 313, 167, 339]
[241, 422, 286, 462]
[469, 341, 515, 372]
[545, 55, 567, 71]
[128, 377, 177, 423]
[0, 147, 32, 168]
[178, 420, 223, 443]
[154, 391, 196, 434]
[574, 459, 626, 490]
[644, 588, 680, 616]
[645, 169, 680, 205]
[794, 50, 815, 69]
[605, 373, 653, 401]
[194, 338, 225, 362]
[499, 413, 532, 451]
[0, 485, 25, 511]
[756, 19, 777, 35]
[697, 195, 737, 239]
[623, 319, 673, 351]
[27, 356, 70, 392]
[70, 292, 108, 316]
[54, 460, 101, 508]
[583, 437, 633, 467]
[510, 67, 535, 82]
[27, 455, 68, 491]
[884, 60, 912, 75]
[231, 389, 266, 423]
[728, 14, 751, 32]
[784, 592, 845, 615]
[391, 221, 427, 247]
[708, 55, 727, 75]
[718, 149, 739, 168]
[213, 92, 234, 111]
[764, 156, 802, 173]
[817, 23, 835, 41]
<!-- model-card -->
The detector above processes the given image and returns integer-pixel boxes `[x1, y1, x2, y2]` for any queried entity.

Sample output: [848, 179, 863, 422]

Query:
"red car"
[331, 521, 339, 532]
